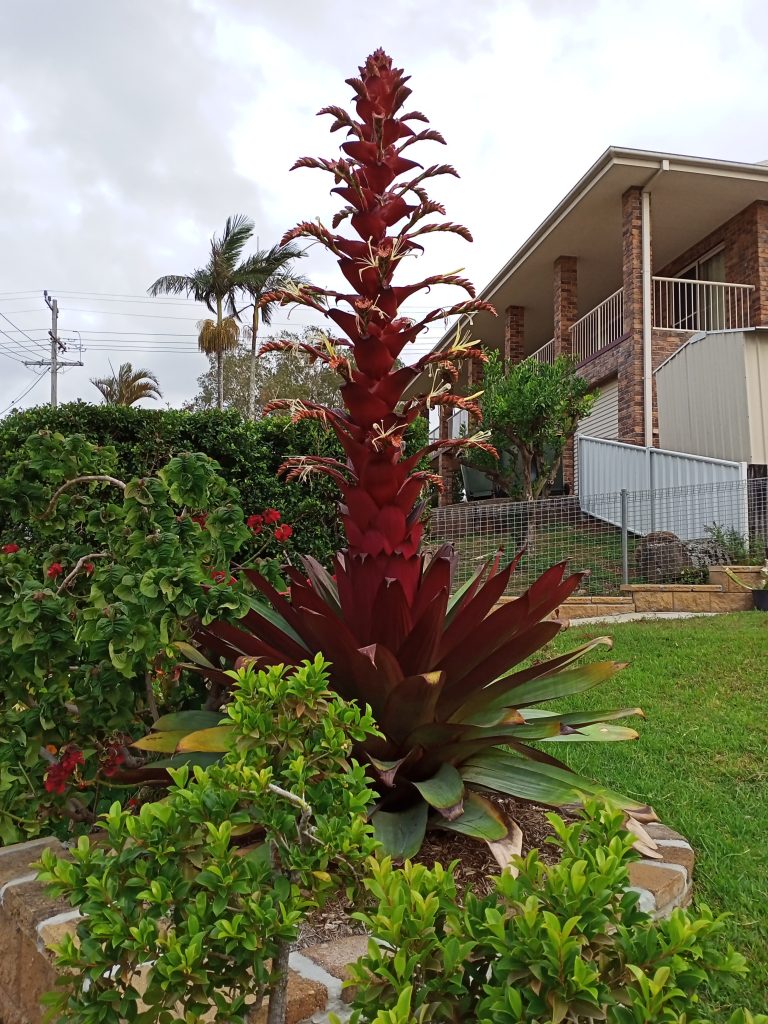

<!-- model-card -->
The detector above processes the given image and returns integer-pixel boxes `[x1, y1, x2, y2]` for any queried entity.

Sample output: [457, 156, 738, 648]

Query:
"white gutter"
[641, 160, 669, 447]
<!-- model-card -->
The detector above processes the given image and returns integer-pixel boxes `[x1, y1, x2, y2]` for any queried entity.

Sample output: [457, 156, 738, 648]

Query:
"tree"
[466, 351, 596, 500]
[148, 214, 256, 410]
[186, 330, 343, 415]
[90, 362, 162, 406]
[237, 243, 306, 420]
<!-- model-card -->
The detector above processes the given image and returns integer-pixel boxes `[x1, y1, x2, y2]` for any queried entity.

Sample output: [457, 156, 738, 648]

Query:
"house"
[424, 147, 768, 505]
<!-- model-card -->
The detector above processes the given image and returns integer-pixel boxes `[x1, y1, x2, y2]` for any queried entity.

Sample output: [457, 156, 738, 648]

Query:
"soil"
[297, 799, 559, 948]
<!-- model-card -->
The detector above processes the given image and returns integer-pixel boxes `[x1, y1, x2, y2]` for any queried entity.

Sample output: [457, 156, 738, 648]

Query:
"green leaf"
[152, 710, 225, 732]
[412, 763, 464, 820]
[149, 752, 221, 771]
[371, 803, 428, 859]
[131, 730, 188, 753]
[543, 724, 640, 742]
[434, 791, 508, 841]
[176, 725, 234, 753]
[461, 749, 647, 812]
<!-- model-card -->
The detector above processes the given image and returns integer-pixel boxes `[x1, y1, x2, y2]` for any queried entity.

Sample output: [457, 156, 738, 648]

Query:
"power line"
[0, 311, 49, 352]
[0, 371, 48, 417]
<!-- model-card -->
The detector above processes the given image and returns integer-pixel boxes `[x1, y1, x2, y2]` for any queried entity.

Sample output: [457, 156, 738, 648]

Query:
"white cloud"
[0, 0, 767, 410]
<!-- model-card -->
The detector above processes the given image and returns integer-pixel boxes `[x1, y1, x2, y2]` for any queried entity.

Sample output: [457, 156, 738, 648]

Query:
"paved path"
[567, 611, 718, 626]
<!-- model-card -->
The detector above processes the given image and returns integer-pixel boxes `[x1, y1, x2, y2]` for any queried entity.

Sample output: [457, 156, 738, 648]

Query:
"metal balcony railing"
[529, 338, 554, 364]
[570, 287, 624, 363]
[652, 277, 753, 332]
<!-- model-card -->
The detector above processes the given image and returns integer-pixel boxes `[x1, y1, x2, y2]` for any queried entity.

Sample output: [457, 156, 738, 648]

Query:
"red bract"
[263, 509, 281, 525]
[274, 524, 293, 542]
[140, 51, 647, 862]
[2, 543, 20, 554]
[47, 562, 64, 579]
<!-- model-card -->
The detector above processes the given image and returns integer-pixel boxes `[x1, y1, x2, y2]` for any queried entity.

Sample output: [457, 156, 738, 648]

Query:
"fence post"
[621, 488, 629, 585]
[648, 449, 656, 533]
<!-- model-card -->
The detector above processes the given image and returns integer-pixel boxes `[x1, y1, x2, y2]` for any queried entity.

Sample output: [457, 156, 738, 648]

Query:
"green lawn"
[542, 612, 768, 1016]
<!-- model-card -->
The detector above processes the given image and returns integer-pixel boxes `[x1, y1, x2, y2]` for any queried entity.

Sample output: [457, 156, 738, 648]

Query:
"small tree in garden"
[463, 351, 595, 500]
[0, 429, 293, 845]
[164, 51, 653, 862]
[39, 657, 378, 1024]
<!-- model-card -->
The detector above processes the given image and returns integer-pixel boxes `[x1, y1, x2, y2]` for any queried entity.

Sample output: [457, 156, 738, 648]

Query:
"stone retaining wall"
[0, 822, 695, 1024]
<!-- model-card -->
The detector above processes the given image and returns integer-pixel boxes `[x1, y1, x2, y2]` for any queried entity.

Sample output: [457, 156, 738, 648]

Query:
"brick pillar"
[619, 186, 646, 445]
[504, 305, 525, 366]
[553, 256, 578, 358]
[437, 405, 455, 506]
[466, 353, 484, 429]
[755, 202, 768, 326]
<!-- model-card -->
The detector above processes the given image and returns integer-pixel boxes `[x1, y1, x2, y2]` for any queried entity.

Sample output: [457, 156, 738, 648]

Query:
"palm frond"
[90, 362, 162, 406]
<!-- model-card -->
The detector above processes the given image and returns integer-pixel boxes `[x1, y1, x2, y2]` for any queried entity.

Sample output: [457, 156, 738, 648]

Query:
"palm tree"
[148, 214, 256, 410]
[91, 362, 162, 406]
[238, 243, 306, 419]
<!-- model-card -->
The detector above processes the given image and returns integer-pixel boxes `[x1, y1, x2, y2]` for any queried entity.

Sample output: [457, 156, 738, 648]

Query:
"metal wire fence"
[426, 477, 768, 595]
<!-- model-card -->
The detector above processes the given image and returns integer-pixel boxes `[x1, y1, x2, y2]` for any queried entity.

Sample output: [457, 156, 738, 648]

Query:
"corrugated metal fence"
[576, 435, 749, 541]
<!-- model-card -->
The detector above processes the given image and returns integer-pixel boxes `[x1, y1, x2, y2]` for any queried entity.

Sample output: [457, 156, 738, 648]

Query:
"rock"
[635, 531, 692, 584]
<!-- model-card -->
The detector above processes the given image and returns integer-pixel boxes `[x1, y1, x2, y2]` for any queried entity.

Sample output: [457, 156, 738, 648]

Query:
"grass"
[542, 612, 768, 1016]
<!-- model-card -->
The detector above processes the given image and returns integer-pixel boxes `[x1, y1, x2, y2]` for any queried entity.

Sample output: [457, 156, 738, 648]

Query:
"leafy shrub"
[0, 430, 283, 845]
[342, 805, 765, 1024]
[704, 523, 757, 566]
[0, 404, 428, 566]
[38, 656, 378, 1024]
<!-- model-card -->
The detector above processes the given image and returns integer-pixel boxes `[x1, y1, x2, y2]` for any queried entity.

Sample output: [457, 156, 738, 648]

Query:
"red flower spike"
[138, 53, 645, 861]
[2, 543, 20, 554]
[274, 524, 293, 542]
[47, 562, 64, 579]
[247, 514, 264, 530]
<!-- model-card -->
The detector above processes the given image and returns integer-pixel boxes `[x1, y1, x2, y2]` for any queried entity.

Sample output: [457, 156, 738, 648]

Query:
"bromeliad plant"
[150, 50, 652, 860]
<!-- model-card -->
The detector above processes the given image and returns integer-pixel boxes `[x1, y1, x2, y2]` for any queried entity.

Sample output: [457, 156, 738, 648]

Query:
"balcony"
[652, 277, 753, 332]
[570, 287, 624, 363]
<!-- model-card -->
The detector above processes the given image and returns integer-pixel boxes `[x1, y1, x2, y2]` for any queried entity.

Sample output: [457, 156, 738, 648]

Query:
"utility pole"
[24, 291, 83, 406]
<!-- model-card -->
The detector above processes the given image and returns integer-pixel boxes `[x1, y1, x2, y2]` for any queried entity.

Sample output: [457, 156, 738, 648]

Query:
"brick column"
[619, 186, 646, 445]
[437, 404, 455, 506]
[504, 305, 525, 366]
[553, 256, 578, 358]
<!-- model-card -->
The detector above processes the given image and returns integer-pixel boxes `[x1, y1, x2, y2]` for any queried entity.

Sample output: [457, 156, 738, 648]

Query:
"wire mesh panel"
[426, 478, 768, 595]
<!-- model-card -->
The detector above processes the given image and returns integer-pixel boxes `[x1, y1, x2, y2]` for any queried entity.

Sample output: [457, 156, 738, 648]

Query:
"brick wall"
[657, 200, 768, 327]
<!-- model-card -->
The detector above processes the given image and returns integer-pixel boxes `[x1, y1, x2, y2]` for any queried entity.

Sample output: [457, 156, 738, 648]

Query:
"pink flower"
[274, 524, 293, 542]
[2, 544, 20, 554]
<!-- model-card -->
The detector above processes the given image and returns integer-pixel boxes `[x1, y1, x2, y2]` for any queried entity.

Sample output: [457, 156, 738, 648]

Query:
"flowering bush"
[0, 429, 289, 845]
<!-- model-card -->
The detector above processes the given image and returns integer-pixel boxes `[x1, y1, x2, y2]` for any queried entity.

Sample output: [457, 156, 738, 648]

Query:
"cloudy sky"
[1, 0, 767, 413]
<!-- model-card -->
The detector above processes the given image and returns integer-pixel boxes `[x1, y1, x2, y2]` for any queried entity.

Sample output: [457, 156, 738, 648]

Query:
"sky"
[1, 0, 768, 413]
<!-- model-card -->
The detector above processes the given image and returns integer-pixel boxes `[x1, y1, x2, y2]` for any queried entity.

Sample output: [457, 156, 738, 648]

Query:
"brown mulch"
[297, 799, 559, 948]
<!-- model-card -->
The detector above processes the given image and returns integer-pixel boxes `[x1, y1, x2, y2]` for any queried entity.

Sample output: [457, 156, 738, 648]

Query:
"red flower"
[274, 524, 293, 542]
[1, 543, 20, 554]
[47, 562, 64, 579]
[84, 562, 95, 575]
[191, 513, 208, 529]
[246, 514, 264, 534]
[44, 748, 84, 794]
[263, 509, 281, 525]
[210, 569, 227, 584]
[102, 744, 126, 778]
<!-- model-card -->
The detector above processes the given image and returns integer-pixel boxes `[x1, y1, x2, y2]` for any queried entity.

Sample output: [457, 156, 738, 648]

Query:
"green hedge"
[0, 404, 428, 565]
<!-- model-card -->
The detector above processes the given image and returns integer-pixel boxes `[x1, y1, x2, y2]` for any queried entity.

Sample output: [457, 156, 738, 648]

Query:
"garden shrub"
[342, 805, 764, 1024]
[0, 429, 288, 846]
[0, 404, 428, 566]
[38, 656, 378, 1024]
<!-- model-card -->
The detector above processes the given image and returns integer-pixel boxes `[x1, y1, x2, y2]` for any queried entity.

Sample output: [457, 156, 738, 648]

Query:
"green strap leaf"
[152, 710, 225, 732]
[411, 763, 464, 820]
[176, 725, 235, 753]
[434, 791, 508, 841]
[371, 803, 428, 860]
